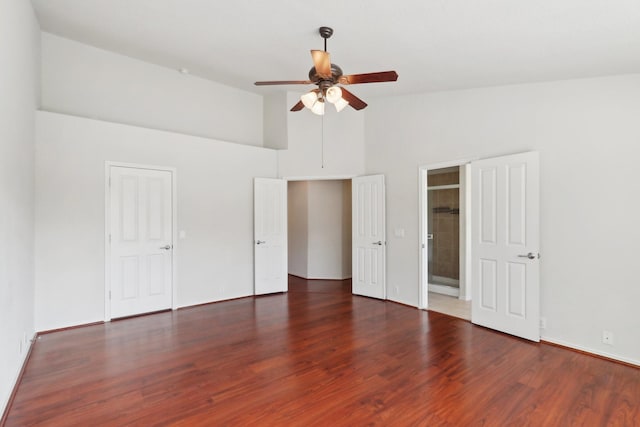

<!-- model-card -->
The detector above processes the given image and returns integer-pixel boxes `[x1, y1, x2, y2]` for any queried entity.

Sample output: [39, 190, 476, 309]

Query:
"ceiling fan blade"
[311, 50, 332, 78]
[338, 71, 398, 85]
[340, 88, 368, 110]
[254, 80, 312, 86]
[290, 100, 304, 112]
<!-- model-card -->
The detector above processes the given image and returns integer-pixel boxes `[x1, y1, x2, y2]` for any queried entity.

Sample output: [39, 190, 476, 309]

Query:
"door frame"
[104, 161, 178, 321]
[282, 174, 358, 288]
[418, 159, 472, 310]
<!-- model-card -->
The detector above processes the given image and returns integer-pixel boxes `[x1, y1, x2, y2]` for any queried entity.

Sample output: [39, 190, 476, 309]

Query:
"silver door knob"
[256, 240, 266, 245]
[160, 245, 172, 250]
[372, 241, 383, 245]
[518, 252, 537, 259]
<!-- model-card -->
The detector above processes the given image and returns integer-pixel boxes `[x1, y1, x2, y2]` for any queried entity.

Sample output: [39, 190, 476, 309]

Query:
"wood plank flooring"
[4, 276, 639, 426]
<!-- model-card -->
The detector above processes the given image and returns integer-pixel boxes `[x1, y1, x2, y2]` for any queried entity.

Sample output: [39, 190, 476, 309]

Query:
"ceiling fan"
[254, 26, 398, 114]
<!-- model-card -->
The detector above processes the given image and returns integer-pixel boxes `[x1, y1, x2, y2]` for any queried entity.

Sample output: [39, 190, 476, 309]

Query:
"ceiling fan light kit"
[325, 86, 342, 104]
[334, 97, 349, 112]
[311, 98, 325, 115]
[301, 90, 319, 109]
[255, 26, 398, 114]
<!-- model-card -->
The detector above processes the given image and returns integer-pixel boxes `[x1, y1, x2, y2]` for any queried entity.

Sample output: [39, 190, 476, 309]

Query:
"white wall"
[263, 92, 288, 150]
[365, 74, 640, 365]
[278, 92, 365, 178]
[0, 0, 39, 413]
[287, 180, 351, 280]
[35, 111, 277, 331]
[41, 33, 264, 147]
[287, 181, 308, 278]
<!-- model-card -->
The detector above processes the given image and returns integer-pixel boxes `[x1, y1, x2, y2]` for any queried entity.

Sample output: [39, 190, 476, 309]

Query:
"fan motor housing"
[308, 64, 343, 84]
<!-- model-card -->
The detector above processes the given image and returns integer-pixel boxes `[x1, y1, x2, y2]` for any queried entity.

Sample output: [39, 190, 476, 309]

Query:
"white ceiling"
[31, 0, 640, 99]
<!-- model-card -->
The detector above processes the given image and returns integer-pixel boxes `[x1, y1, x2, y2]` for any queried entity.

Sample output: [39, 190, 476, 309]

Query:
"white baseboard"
[541, 336, 640, 367]
[432, 275, 459, 286]
[1, 332, 36, 418]
[387, 296, 417, 308]
[428, 283, 460, 297]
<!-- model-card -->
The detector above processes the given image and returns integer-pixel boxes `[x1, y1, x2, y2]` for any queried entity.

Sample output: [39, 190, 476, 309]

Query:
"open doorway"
[427, 167, 461, 296]
[287, 179, 352, 293]
[420, 162, 471, 320]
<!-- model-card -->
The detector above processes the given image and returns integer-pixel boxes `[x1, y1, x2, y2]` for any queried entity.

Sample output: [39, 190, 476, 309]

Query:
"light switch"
[394, 228, 405, 238]
[179, 230, 187, 239]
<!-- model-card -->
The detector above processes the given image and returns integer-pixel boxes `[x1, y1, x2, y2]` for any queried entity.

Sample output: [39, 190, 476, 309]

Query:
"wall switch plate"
[602, 330, 614, 345]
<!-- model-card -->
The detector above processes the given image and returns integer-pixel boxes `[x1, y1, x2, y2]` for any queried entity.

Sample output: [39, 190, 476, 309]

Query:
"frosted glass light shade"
[334, 97, 349, 112]
[301, 91, 318, 109]
[325, 86, 342, 104]
[311, 99, 325, 115]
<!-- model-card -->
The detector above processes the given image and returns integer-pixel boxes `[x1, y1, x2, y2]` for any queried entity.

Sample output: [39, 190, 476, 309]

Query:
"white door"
[109, 166, 173, 318]
[254, 178, 287, 294]
[471, 152, 540, 341]
[352, 175, 386, 299]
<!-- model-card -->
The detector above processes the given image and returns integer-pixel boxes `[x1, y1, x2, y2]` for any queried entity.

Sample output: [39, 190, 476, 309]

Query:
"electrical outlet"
[602, 330, 614, 345]
[539, 317, 547, 329]
[394, 285, 400, 295]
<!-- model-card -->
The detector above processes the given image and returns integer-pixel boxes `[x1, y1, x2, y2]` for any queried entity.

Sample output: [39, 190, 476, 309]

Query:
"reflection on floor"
[428, 292, 471, 321]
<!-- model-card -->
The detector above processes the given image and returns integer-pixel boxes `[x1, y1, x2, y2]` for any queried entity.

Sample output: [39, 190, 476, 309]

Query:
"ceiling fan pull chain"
[321, 115, 325, 169]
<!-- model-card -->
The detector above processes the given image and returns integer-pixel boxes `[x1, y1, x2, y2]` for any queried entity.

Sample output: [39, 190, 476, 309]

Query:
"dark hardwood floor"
[4, 276, 639, 426]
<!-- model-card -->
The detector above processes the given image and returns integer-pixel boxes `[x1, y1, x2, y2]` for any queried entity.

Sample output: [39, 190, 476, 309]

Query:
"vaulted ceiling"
[32, 0, 640, 99]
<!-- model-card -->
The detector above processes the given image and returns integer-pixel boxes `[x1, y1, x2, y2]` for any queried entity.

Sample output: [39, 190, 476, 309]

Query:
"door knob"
[372, 241, 383, 246]
[159, 244, 172, 250]
[256, 240, 266, 245]
[517, 252, 538, 260]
